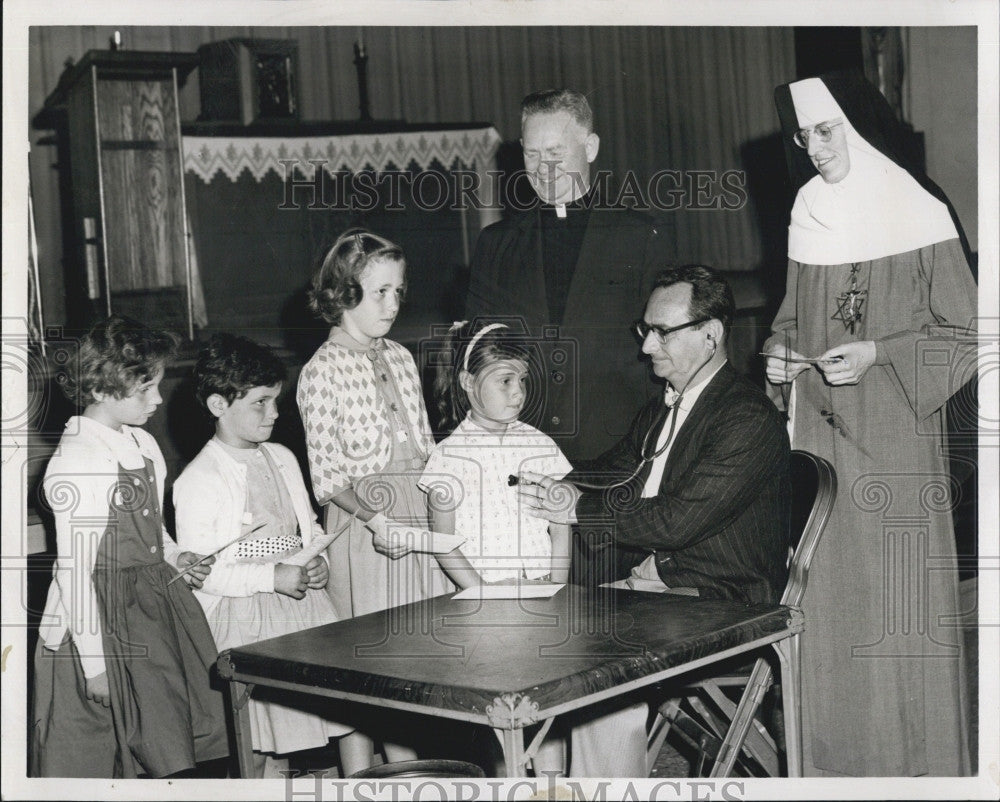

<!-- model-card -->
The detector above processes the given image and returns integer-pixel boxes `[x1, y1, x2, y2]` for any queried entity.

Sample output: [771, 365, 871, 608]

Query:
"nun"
[764, 70, 977, 776]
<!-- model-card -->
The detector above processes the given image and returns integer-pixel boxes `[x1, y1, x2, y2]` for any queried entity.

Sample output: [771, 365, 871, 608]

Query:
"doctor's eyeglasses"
[634, 317, 711, 345]
[793, 119, 844, 148]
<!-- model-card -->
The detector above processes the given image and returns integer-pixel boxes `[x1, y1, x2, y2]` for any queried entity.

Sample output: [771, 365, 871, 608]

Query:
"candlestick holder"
[353, 41, 373, 122]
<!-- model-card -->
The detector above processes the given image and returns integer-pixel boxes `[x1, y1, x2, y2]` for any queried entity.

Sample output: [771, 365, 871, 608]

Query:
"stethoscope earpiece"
[571, 347, 718, 492]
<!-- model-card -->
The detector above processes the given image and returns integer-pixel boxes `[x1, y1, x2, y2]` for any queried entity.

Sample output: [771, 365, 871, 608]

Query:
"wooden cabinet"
[197, 38, 299, 125]
[37, 50, 199, 336]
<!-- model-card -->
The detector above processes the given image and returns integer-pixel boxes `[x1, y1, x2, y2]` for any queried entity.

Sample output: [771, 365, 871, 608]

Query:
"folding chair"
[646, 449, 836, 777]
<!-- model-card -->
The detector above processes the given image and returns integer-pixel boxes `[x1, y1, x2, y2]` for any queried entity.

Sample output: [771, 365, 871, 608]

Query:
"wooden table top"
[218, 586, 798, 725]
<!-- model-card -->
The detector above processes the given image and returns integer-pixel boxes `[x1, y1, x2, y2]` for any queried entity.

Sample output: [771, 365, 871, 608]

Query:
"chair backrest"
[780, 450, 836, 607]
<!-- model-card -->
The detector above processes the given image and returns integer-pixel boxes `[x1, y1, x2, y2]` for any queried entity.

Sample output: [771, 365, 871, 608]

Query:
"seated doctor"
[518, 264, 791, 777]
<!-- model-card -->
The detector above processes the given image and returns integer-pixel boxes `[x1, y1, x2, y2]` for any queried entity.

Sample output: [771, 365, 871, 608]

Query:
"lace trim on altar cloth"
[183, 127, 502, 183]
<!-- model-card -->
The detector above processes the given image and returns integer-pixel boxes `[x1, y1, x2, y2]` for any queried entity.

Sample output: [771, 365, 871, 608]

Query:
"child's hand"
[86, 671, 111, 707]
[366, 514, 414, 560]
[305, 556, 329, 590]
[175, 552, 215, 589]
[274, 563, 308, 599]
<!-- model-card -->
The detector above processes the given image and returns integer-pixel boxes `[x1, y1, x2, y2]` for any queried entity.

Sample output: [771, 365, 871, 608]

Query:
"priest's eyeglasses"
[634, 317, 711, 345]
[793, 119, 844, 148]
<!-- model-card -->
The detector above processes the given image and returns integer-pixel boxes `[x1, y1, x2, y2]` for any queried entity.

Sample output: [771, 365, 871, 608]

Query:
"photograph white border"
[3, 2, 997, 800]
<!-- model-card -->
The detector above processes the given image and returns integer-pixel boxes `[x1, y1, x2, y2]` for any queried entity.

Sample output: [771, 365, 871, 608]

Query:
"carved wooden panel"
[95, 78, 185, 292]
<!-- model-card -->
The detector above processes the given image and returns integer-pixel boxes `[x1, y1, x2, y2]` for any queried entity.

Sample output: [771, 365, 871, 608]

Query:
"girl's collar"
[329, 326, 387, 354]
[71, 415, 148, 467]
[212, 435, 263, 462]
[460, 413, 524, 436]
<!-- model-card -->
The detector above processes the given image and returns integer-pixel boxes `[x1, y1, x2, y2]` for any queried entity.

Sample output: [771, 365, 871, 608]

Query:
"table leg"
[487, 692, 538, 777]
[774, 633, 803, 777]
[708, 657, 774, 778]
[524, 715, 556, 764]
[494, 726, 527, 778]
[228, 680, 255, 778]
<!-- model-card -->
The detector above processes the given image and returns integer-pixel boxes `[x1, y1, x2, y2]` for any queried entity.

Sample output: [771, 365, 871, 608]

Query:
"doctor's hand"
[816, 341, 876, 385]
[516, 471, 580, 525]
[764, 343, 810, 385]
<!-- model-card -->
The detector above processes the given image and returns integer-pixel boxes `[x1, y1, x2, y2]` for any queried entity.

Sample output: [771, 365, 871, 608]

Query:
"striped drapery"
[29, 25, 796, 325]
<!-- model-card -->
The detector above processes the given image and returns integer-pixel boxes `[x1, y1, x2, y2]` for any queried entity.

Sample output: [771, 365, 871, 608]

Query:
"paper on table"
[600, 577, 700, 596]
[452, 583, 565, 600]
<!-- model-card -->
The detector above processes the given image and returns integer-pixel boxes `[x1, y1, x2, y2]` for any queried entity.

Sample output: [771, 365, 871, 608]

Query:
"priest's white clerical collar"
[543, 201, 574, 219]
[541, 188, 595, 219]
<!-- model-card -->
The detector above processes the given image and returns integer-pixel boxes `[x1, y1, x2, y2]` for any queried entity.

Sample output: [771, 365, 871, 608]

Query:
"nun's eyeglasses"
[793, 120, 844, 148]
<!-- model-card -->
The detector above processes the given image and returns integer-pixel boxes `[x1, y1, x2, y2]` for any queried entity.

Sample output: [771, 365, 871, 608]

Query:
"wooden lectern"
[36, 50, 199, 337]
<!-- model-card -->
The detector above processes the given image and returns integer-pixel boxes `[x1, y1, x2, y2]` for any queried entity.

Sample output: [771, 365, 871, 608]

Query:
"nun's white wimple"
[786, 78, 957, 264]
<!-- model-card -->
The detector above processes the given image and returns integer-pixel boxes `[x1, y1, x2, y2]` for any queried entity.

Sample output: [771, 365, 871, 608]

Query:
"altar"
[181, 122, 503, 346]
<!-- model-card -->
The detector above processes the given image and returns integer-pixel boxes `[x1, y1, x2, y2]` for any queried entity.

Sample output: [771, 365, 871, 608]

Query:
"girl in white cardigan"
[174, 333, 370, 778]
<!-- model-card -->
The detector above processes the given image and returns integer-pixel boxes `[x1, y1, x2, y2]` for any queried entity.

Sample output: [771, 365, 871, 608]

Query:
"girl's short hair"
[433, 320, 530, 434]
[194, 332, 287, 408]
[59, 314, 178, 407]
[308, 228, 406, 324]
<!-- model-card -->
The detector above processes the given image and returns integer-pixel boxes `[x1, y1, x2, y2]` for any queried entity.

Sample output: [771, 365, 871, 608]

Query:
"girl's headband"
[463, 323, 508, 373]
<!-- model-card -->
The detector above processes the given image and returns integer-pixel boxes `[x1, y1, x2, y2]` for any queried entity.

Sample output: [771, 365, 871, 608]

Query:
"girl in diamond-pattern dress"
[297, 229, 454, 764]
[297, 229, 453, 620]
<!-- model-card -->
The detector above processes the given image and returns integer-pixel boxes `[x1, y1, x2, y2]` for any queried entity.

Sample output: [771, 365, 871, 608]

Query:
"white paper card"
[282, 531, 343, 567]
[387, 527, 466, 554]
[452, 583, 565, 600]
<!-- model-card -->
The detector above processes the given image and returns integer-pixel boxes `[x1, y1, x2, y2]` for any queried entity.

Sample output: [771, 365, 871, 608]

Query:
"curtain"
[29, 25, 796, 326]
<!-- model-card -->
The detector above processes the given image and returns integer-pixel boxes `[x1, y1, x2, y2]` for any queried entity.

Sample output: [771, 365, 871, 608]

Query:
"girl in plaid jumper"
[31, 315, 228, 778]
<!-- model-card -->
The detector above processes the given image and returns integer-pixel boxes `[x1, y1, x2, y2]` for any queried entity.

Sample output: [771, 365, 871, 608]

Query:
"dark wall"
[30, 26, 798, 329]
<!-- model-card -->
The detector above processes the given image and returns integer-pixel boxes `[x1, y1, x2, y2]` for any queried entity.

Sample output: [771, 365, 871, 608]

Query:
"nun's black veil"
[774, 69, 974, 268]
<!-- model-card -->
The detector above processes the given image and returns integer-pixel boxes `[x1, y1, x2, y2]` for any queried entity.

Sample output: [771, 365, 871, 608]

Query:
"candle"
[356, 27, 364, 52]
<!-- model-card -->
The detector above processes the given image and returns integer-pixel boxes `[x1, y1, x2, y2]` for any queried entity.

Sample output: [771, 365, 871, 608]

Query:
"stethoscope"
[564, 344, 719, 491]
[507, 343, 719, 492]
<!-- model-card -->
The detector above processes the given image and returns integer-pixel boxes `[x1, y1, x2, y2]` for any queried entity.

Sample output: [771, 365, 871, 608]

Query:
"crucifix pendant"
[832, 265, 867, 334]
